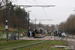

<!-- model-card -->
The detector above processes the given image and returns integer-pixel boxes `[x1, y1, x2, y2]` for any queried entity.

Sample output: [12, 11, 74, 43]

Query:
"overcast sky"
[12, 0, 75, 25]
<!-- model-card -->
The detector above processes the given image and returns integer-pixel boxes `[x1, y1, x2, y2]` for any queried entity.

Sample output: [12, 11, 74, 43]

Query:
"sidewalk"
[68, 41, 75, 50]
[67, 36, 75, 50]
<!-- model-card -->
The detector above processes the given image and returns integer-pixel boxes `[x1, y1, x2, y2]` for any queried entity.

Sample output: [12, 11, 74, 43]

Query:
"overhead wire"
[25, 8, 36, 18]
[14, 0, 22, 5]
[33, 0, 39, 5]
[32, 0, 48, 19]
[36, 0, 51, 23]
[36, 0, 53, 24]
[26, 8, 36, 24]
[32, 0, 50, 25]
[36, 0, 47, 4]
[25, 8, 37, 24]
[25, 0, 36, 5]
[32, 0, 42, 23]
[42, 8, 51, 24]
[30, 13, 36, 18]
[14, 0, 36, 5]
[42, 7, 48, 19]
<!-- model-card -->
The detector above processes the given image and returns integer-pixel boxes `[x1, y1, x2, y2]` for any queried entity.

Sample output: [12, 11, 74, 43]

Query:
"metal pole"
[35, 19, 36, 29]
[28, 12, 30, 37]
[6, 0, 8, 42]
[66, 23, 68, 41]
[72, 17, 74, 38]
[54, 34, 55, 40]
[18, 15, 19, 40]
[71, 18, 73, 38]
[22, 16, 24, 40]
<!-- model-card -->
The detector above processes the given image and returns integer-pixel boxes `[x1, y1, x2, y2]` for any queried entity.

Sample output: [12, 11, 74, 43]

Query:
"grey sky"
[12, 0, 75, 25]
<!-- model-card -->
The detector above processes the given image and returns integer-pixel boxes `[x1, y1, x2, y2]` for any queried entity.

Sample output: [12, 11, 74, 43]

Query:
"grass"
[0, 40, 45, 50]
[19, 40, 67, 50]
[0, 27, 27, 34]
[0, 38, 6, 41]
[46, 34, 49, 36]
[0, 40, 34, 47]
[0, 27, 5, 30]
[0, 40, 67, 50]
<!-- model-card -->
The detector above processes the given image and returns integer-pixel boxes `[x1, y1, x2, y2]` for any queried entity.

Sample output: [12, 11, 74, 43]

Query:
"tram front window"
[36, 30, 40, 34]
[37, 30, 40, 33]
[35, 29, 42, 34]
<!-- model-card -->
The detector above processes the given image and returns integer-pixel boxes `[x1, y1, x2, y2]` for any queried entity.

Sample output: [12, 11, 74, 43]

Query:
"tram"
[34, 28, 46, 38]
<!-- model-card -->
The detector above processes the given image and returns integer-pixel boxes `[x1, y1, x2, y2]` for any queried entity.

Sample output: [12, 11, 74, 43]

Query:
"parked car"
[61, 32, 66, 37]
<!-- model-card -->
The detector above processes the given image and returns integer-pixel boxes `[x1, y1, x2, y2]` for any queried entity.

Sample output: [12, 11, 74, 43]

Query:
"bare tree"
[50, 24, 55, 32]
[59, 14, 75, 34]
[0, 0, 10, 11]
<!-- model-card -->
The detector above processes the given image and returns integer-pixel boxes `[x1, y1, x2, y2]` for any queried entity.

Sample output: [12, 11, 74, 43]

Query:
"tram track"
[13, 40, 49, 50]
[0, 40, 50, 50]
[0, 40, 38, 49]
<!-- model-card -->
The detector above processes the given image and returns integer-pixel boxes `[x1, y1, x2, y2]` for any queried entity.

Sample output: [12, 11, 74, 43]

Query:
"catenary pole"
[35, 18, 36, 29]
[6, 0, 8, 42]
[27, 12, 30, 37]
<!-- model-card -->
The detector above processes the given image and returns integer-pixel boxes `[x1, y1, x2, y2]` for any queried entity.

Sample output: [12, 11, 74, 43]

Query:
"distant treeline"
[59, 14, 75, 34]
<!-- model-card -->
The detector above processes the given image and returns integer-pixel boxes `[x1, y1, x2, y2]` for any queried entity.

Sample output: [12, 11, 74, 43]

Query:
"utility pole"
[6, 0, 8, 42]
[27, 11, 30, 37]
[35, 18, 36, 29]
[18, 14, 19, 40]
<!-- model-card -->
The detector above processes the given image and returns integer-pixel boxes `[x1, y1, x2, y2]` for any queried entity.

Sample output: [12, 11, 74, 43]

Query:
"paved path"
[19, 36, 54, 40]
[68, 41, 75, 50]
[19, 36, 75, 41]
[69, 35, 75, 38]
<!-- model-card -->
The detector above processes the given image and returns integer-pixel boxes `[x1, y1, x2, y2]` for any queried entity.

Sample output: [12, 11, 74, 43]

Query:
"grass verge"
[0, 40, 46, 50]
[0, 40, 34, 47]
[20, 40, 67, 50]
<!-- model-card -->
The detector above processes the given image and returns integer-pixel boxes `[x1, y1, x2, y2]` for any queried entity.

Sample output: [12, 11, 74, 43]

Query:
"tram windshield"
[37, 30, 40, 32]
[35, 29, 42, 34]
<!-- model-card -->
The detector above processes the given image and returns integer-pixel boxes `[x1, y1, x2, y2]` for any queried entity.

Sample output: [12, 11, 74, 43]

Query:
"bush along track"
[0, 40, 49, 50]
